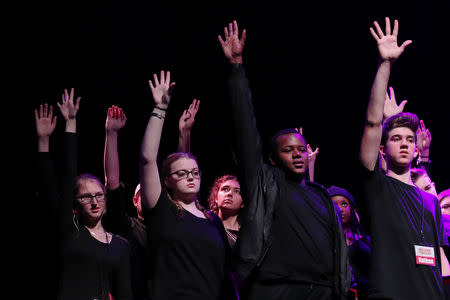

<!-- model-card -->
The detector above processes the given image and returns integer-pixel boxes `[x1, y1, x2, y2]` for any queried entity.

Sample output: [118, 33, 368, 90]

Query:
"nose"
[292, 149, 301, 158]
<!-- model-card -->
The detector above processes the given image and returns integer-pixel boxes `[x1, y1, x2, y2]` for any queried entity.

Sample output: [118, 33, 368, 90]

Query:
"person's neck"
[386, 164, 414, 186]
[173, 194, 204, 217]
[285, 171, 307, 184]
[220, 212, 240, 231]
[84, 220, 105, 235]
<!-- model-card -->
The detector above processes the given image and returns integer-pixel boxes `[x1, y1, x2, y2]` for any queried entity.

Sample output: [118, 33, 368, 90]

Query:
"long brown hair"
[161, 152, 211, 221]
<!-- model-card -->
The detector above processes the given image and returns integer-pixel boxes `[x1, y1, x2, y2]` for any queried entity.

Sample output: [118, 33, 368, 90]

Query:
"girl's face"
[216, 179, 243, 215]
[331, 195, 351, 225]
[165, 158, 201, 197]
[440, 196, 450, 216]
[76, 179, 106, 222]
[414, 174, 437, 196]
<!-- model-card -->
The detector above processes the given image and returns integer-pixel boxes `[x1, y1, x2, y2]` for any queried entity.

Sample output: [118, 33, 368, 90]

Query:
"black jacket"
[228, 63, 351, 299]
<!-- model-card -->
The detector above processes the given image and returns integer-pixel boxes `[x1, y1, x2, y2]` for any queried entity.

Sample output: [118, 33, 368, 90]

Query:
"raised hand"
[307, 144, 319, 164]
[105, 105, 127, 132]
[369, 17, 412, 62]
[218, 20, 247, 64]
[35, 103, 57, 138]
[179, 99, 200, 132]
[148, 70, 175, 109]
[416, 119, 432, 155]
[57, 88, 81, 120]
[383, 86, 408, 120]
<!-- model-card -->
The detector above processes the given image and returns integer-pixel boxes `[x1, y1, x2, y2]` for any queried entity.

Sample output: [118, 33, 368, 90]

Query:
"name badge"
[414, 245, 436, 266]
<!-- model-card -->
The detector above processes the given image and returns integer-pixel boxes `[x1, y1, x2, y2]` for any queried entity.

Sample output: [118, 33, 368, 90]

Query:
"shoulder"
[112, 233, 130, 246]
[305, 181, 330, 197]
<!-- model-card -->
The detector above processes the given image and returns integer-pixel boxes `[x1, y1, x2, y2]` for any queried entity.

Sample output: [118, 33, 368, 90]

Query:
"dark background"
[25, 0, 450, 208]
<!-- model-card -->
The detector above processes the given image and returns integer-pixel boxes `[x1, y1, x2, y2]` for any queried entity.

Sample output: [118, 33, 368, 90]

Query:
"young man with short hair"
[359, 17, 449, 299]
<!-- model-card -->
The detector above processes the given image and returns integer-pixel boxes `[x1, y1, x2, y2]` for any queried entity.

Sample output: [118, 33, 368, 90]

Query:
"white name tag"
[414, 245, 436, 266]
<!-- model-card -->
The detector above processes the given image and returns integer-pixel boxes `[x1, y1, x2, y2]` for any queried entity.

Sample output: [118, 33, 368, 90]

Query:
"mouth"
[187, 183, 196, 188]
[91, 208, 100, 214]
[293, 161, 305, 168]
[223, 198, 233, 204]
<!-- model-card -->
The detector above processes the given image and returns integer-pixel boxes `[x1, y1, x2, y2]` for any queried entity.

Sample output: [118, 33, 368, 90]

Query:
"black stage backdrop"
[23, 0, 450, 212]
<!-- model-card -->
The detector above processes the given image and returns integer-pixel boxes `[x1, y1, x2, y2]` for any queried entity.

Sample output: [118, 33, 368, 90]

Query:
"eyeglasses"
[76, 192, 106, 204]
[169, 169, 201, 179]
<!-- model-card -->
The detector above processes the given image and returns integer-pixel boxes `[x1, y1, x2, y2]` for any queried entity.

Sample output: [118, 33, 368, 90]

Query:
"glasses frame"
[169, 169, 201, 179]
[76, 192, 106, 204]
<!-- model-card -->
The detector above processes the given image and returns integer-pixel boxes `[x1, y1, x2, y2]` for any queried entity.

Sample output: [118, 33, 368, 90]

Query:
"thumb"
[399, 100, 408, 111]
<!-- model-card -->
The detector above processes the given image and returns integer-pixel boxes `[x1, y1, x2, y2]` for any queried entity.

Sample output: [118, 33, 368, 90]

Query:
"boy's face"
[380, 127, 418, 168]
[273, 133, 308, 175]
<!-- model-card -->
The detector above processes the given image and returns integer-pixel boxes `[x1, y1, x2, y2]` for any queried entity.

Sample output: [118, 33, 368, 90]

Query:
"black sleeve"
[59, 132, 78, 239]
[34, 152, 60, 227]
[104, 185, 133, 240]
[228, 63, 265, 199]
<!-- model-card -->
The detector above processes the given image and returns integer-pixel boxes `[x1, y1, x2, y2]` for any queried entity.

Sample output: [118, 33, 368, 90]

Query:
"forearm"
[360, 60, 392, 170]
[38, 136, 50, 153]
[139, 108, 165, 209]
[65, 118, 76, 133]
[178, 129, 191, 153]
[367, 61, 392, 126]
[60, 132, 78, 237]
[104, 131, 120, 190]
[141, 108, 166, 165]
[228, 63, 264, 178]
[308, 163, 315, 182]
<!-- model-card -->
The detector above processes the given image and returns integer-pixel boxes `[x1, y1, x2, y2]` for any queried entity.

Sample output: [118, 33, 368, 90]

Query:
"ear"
[164, 177, 170, 188]
[379, 145, 386, 157]
[132, 196, 139, 208]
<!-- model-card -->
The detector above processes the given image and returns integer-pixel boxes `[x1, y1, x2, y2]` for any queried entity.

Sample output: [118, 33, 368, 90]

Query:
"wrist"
[38, 136, 50, 152]
[65, 119, 77, 133]
[106, 130, 119, 137]
[229, 56, 243, 64]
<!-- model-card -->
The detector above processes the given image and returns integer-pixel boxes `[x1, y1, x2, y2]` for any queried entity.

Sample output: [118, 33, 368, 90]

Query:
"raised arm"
[178, 99, 200, 153]
[104, 105, 127, 190]
[57, 88, 81, 236]
[219, 20, 265, 184]
[360, 18, 412, 171]
[140, 70, 175, 209]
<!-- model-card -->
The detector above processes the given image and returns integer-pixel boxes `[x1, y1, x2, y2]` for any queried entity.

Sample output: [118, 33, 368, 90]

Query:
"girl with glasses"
[34, 88, 133, 300]
[139, 70, 237, 300]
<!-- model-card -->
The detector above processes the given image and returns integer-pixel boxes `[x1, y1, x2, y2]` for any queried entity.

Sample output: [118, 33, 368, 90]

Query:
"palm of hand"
[223, 36, 243, 59]
[36, 118, 55, 137]
[377, 36, 403, 61]
[152, 86, 170, 106]
[60, 101, 78, 120]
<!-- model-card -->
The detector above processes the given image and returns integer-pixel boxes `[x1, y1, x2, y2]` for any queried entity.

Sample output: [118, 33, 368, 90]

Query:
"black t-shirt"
[258, 180, 335, 286]
[59, 227, 133, 300]
[359, 162, 447, 299]
[144, 192, 229, 300]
